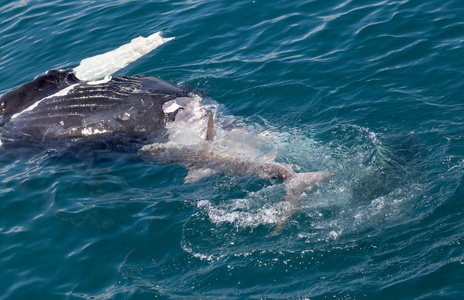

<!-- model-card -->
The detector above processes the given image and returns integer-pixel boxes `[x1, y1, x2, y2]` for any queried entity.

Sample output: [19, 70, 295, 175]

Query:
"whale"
[0, 32, 182, 147]
[0, 69, 192, 146]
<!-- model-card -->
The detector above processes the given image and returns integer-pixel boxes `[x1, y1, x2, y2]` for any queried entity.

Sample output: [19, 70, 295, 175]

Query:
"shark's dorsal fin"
[206, 111, 214, 141]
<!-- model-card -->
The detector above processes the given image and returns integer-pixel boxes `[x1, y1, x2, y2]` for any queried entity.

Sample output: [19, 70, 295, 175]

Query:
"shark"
[139, 112, 334, 198]
[139, 112, 334, 233]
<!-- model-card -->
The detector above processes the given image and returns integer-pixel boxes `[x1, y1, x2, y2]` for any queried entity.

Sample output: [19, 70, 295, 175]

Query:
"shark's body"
[140, 141, 333, 196]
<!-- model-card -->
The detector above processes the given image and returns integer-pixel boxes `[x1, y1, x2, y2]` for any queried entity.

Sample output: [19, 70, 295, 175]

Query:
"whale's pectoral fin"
[206, 111, 214, 141]
[185, 168, 215, 183]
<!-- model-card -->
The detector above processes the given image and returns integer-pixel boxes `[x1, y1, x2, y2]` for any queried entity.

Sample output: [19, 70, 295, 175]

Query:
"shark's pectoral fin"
[266, 151, 279, 161]
[185, 168, 215, 183]
[285, 171, 334, 196]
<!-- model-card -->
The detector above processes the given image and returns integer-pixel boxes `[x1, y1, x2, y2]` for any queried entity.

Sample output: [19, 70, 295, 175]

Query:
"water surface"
[1, 0, 464, 299]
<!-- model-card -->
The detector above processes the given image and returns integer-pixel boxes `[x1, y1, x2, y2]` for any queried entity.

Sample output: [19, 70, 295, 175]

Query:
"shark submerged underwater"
[0, 32, 333, 230]
[140, 113, 334, 198]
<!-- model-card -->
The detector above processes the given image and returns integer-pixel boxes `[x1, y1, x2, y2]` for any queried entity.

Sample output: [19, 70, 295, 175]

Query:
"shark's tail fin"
[285, 171, 334, 196]
[273, 171, 334, 235]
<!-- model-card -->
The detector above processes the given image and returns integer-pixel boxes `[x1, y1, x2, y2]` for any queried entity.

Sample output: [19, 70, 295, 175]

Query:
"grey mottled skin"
[139, 142, 333, 196]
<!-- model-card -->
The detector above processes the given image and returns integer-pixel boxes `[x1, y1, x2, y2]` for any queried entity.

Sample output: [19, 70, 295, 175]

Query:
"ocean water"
[1, 0, 464, 299]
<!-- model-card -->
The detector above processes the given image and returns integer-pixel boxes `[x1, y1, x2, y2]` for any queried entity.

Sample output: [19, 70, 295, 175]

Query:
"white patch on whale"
[81, 127, 110, 136]
[86, 76, 112, 85]
[163, 95, 214, 145]
[10, 83, 80, 121]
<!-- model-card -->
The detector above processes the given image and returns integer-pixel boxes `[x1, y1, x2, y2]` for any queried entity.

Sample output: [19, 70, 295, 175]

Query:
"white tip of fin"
[206, 111, 214, 141]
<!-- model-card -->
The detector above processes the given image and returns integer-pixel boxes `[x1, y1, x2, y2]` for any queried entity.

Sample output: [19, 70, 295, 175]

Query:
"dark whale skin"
[0, 69, 80, 123]
[0, 70, 189, 146]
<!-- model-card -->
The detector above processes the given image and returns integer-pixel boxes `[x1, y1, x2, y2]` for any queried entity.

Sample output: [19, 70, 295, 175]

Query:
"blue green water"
[1, 0, 464, 298]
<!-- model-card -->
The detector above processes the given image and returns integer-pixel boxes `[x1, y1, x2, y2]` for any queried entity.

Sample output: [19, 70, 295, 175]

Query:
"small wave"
[180, 120, 427, 262]
[196, 194, 291, 229]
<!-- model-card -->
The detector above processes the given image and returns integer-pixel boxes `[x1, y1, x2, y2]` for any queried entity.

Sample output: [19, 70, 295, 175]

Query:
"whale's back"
[0, 70, 189, 145]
